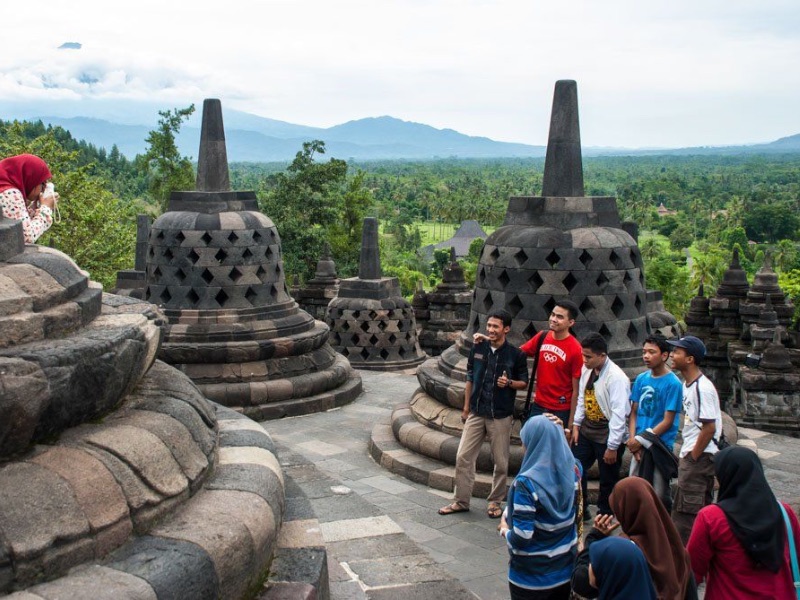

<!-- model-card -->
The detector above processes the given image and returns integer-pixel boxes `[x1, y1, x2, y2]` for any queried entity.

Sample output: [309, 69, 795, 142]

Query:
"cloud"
[1, 0, 798, 147]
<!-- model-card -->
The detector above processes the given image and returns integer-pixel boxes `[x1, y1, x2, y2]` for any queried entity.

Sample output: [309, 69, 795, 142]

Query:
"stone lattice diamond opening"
[563, 272, 578, 293]
[611, 296, 625, 317]
[498, 270, 511, 289]
[546, 250, 560, 267]
[508, 294, 524, 317]
[215, 289, 229, 307]
[579, 249, 592, 268]
[609, 249, 624, 269]
[528, 272, 544, 292]
[482, 291, 494, 311]
[627, 322, 638, 344]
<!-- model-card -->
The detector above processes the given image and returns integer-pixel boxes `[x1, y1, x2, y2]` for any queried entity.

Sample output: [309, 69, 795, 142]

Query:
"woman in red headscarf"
[0, 154, 59, 243]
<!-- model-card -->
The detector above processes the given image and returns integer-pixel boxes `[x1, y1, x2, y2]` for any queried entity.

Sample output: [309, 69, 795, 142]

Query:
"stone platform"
[263, 369, 800, 600]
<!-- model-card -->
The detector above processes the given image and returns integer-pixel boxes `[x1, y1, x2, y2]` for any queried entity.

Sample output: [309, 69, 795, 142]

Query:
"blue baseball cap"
[667, 335, 706, 360]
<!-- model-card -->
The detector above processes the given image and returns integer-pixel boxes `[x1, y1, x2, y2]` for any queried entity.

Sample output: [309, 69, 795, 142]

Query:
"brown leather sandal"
[438, 503, 469, 515]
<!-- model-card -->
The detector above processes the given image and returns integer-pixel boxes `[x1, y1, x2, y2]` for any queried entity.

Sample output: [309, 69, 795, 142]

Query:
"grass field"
[414, 221, 496, 244]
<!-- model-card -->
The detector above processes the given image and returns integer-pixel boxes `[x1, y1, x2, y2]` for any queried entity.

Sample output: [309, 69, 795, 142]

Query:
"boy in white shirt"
[667, 335, 723, 543]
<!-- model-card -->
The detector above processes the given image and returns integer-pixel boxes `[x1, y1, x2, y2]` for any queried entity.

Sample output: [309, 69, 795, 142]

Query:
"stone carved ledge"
[2, 401, 286, 600]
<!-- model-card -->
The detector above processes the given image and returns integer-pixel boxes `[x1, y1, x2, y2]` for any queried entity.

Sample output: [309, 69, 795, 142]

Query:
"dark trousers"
[530, 403, 571, 427]
[509, 581, 570, 600]
[572, 431, 624, 515]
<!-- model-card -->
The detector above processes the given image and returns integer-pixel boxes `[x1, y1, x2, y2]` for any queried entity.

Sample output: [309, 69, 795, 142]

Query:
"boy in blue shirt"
[627, 335, 683, 508]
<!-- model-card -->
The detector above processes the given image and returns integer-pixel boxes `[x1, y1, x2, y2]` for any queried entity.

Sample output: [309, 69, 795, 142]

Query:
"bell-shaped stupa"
[293, 242, 341, 321]
[326, 217, 426, 370]
[145, 99, 362, 419]
[0, 192, 285, 597]
[370, 80, 652, 496]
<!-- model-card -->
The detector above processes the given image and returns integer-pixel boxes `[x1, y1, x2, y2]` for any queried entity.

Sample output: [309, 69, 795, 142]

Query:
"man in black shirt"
[439, 310, 529, 518]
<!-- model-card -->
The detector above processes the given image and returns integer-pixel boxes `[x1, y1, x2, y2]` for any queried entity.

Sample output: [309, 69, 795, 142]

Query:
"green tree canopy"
[136, 105, 195, 211]
[0, 122, 136, 289]
[259, 141, 373, 281]
[743, 202, 800, 243]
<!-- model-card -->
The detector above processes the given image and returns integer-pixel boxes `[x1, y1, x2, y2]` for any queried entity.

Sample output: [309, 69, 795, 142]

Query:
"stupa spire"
[195, 98, 231, 192]
[358, 217, 382, 279]
[541, 80, 584, 197]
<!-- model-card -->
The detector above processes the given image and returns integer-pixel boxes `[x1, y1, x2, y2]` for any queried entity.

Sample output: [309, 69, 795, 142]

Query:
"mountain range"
[1, 98, 798, 162]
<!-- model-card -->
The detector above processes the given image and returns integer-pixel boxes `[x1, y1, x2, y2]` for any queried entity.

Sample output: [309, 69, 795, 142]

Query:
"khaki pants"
[453, 414, 513, 508]
[671, 453, 715, 544]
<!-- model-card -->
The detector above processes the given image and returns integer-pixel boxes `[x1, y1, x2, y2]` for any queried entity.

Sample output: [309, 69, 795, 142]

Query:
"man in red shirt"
[519, 300, 583, 430]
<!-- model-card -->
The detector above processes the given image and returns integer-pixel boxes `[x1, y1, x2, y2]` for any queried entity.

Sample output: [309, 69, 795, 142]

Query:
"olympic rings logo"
[543, 353, 558, 363]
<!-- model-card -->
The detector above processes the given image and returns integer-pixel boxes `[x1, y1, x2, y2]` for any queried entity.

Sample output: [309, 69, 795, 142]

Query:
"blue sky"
[2, 0, 799, 148]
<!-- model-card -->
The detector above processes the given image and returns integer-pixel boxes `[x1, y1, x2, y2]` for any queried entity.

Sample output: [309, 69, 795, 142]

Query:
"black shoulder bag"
[520, 331, 547, 424]
[691, 375, 730, 450]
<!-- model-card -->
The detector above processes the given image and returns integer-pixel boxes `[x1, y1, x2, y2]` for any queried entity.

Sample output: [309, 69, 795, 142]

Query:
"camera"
[43, 182, 55, 199]
[744, 353, 762, 368]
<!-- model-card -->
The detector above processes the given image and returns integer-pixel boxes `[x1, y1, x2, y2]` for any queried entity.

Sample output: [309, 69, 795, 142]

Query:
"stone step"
[370, 419, 604, 504]
[263, 444, 475, 600]
[206, 364, 363, 421]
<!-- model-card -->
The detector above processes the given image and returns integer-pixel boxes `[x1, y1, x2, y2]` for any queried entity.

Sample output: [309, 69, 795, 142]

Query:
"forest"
[2, 111, 799, 325]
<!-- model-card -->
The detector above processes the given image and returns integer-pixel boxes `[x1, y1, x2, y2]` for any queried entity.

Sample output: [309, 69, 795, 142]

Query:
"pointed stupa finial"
[195, 99, 231, 192]
[541, 80, 584, 197]
[358, 217, 381, 279]
[698, 281, 705, 298]
[449, 246, 457, 264]
[763, 251, 774, 271]
[731, 247, 741, 268]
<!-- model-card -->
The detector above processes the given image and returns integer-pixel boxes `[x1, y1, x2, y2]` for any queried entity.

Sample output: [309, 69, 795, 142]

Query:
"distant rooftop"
[421, 220, 488, 258]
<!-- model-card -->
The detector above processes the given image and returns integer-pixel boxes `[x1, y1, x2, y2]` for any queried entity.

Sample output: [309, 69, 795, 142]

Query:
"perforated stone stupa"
[326, 217, 426, 370]
[415, 247, 472, 356]
[293, 243, 341, 321]
[370, 80, 665, 496]
[0, 201, 285, 598]
[144, 99, 361, 419]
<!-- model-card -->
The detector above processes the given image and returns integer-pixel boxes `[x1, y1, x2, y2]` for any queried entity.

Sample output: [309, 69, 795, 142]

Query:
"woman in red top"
[687, 446, 800, 600]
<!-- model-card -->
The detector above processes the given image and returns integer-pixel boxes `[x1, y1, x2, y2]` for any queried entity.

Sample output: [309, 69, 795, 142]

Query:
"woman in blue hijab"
[499, 415, 581, 600]
[589, 537, 657, 600]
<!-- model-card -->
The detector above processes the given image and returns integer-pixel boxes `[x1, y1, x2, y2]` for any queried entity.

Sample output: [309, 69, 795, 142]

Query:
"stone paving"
[261, 369, 800, 600]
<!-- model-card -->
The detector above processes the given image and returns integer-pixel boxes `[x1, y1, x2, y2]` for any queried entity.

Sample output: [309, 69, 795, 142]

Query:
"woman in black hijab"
[588, 537, 657, 600]
[686, 446, 800, 599]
